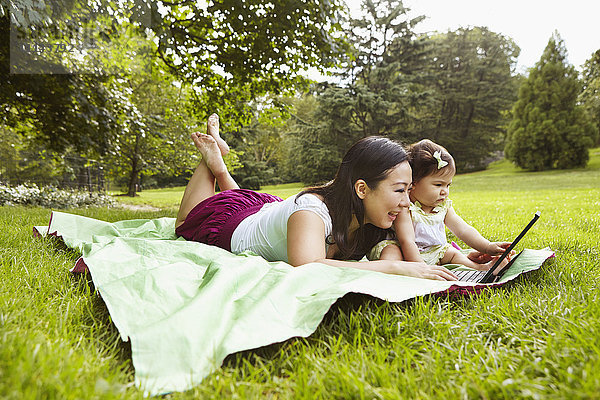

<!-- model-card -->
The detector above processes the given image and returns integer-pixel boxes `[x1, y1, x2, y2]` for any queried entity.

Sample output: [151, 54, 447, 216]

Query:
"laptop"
[453, 211, 541, 283]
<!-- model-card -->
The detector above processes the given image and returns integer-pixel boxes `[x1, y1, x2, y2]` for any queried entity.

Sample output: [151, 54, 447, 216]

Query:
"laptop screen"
[479, 211, 541, 283]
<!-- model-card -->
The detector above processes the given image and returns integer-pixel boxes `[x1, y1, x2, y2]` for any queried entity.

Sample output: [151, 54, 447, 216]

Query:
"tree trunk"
[127, 162, 139, 197]
[127, 132, 142, 197]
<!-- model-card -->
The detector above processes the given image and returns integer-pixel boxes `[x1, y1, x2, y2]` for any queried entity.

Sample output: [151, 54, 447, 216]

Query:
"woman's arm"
[444, 206, 509, 255]
[288, 211, 457, 280]
[393, 207, 424, 262]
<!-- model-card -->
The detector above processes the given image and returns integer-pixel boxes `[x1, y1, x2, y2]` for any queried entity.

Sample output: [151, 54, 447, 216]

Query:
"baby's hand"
[486, 241, 514, 257]
[467, 242, 514, 264]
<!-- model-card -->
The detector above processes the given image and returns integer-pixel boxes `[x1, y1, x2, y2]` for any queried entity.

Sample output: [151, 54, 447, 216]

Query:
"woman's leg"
[176, 114, 239, 228]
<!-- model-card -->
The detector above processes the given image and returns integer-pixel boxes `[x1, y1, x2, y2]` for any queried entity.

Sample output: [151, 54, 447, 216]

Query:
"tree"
[2, 0, 350, 190]
[0, 0, 136, 189]
[317, 0, 427, 142]
[579, 49, 600, 146]
[419, 27, 520, 171]
[284, 0, 428, 184]
[99, 29, 243, 196]
[151, 0, 349, 125]
[228, 101, 289, 189]
[0, 3, 122, 189]
[0, 14, 117, 157]
[505, 32, 596, 170]
[282, 91, 346, 185]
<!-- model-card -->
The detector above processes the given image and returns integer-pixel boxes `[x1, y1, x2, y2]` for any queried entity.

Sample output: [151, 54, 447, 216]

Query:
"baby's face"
[410, 170, 454, 213]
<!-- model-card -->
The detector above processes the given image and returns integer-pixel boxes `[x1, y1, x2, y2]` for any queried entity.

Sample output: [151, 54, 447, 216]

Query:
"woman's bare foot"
[206, 114, 230, 156]
[191, 132, 228, 177]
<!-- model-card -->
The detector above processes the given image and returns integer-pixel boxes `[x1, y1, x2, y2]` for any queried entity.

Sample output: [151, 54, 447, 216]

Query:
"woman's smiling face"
[359, 161, 412, 229]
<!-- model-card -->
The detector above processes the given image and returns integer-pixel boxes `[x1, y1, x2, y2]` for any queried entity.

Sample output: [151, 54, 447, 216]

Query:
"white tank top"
[230, 193, 332, 262]
[410, 199, 451, 252]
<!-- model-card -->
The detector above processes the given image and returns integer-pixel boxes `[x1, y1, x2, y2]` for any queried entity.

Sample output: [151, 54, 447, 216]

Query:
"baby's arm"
[393, 208, 424, 262]
[378, 242, 403, 260]
[444, 206, 510, 256]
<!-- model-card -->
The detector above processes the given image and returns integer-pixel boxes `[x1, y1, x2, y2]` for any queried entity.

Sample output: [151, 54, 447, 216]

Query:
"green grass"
[1, 150, 599, 399]
[109, 182, 303, 211]
[108, 186, 186, 210]
[112, 147, 600, 209]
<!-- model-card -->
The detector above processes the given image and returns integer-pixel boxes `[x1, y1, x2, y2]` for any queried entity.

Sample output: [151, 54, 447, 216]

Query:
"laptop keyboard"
[454, 269, 488, 282]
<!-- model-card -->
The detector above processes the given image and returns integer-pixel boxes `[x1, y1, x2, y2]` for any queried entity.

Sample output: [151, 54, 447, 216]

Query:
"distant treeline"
[1, 1, 598, 195]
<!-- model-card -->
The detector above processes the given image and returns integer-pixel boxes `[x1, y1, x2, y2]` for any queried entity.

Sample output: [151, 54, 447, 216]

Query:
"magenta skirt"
[175, 189, 283, 251]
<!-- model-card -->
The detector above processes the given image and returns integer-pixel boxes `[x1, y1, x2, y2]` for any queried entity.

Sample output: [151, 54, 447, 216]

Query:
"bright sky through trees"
[347, 0, 600, 72]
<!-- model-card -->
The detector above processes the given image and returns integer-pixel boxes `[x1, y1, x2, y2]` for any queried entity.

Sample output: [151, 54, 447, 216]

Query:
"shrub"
[0, 183, 117, 208]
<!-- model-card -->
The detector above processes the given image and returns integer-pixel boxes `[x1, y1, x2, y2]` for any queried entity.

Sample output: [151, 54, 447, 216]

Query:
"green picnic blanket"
[36, 211, 554, 396]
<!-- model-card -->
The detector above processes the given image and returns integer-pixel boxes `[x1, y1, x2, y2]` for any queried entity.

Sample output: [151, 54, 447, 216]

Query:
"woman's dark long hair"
[298, 136, 409, 260]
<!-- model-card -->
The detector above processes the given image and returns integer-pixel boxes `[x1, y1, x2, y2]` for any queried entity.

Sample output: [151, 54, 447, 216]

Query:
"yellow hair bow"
[433, 151, 448, 169]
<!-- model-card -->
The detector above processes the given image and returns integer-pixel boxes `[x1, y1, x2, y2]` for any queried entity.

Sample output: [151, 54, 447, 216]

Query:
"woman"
[176, 114, 457, 280]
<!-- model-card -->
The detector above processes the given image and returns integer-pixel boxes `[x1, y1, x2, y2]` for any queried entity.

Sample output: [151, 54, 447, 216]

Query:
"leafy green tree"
[579, 49, 600, 146]
[0, 15, 117, 157]
[3, 0, 349, 190]
[418, 27, 520, 171]
[0, 122, 104, 188]
[100, 31, 242, 196]
[0, 0, 136, 150]
[151, 0, 349, 125]
[289, 4, 519, 183]
[317, 0, 427, 141]
[0, 126, 25, 183]
[0, 1, 121, 187]
[505, 32, 596, 170]
[228, 101, 289, 189]
[282, 92, 344, 185]
[105, 70, 243, 196]
[285, 0, 428, 184]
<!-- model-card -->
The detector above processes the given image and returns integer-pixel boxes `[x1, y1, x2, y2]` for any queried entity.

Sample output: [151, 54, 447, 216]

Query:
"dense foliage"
[0, 17, 117, 157]
[1, 0, 347, 193]
[579, 50, 600, 146]
[505, 33, 597, 170]
[420, 27, 519, 171]
[1, 0, 599, 189]
[151, 0, 349, 125]
[283, 2, 520, 184]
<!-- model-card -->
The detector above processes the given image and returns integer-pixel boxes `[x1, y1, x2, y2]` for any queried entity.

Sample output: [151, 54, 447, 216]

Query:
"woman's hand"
[467, 250, 493, 264]
[394, 261, 458, 281]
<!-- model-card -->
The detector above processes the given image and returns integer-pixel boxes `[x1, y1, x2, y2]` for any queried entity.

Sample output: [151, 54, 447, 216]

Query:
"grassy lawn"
[109, 181, 304, 211]
[1, 149, 599, 398]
